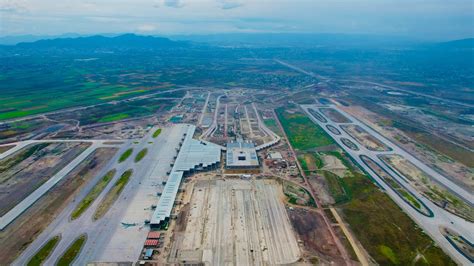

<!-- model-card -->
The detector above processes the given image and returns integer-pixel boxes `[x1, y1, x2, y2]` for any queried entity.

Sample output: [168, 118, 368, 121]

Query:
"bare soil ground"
[321, 154, 347, 178]
[0, 142, 90, 216]
[306, 174, 335, 205]
[320, 108, 351, 123]
[342, 124, 390, 151]
[287, 207, 346, 265]
[0, 147, 117, 264]
[0, 145, 15, 154]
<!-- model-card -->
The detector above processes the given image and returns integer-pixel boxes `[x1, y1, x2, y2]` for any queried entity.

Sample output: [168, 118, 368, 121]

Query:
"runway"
[12, 124, 188, 265]
[301, 104, 474, 265]
[0, 139, 122, 230]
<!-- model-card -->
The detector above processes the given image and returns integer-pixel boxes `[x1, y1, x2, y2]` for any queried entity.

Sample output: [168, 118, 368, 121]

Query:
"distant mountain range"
[434, 38, 474, 49]
[2, 34, 189, 49]
[0, 33, 472, 50]
[172, 33, 474, 50]
[170, 33, 423, 48]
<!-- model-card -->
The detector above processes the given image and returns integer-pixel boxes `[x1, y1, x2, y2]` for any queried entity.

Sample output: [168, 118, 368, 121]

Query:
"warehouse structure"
[150, 125, 221, 228]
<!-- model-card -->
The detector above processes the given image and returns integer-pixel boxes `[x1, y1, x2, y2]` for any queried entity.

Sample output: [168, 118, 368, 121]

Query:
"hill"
[171, 33, 420, 48]
[10, 34, 189, 49]
[436, 38, 474, 49]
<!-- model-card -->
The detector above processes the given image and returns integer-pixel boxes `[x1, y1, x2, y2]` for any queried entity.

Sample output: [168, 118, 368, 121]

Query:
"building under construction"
[225, 139, 259, 171]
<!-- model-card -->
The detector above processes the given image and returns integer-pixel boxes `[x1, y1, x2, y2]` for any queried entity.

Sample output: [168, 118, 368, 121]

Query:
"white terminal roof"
[151, 125, 221, 226]
[226, 140, 259, 167]
[173, 127, 221, 172]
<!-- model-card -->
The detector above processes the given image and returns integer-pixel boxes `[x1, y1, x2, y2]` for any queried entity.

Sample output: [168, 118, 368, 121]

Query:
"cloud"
[218, 0, 243, 10]
[136, 24, 157, 32]
[164, 0, 184, 8]
[0, 0, 28, 13]
[86, 16, 123, 23]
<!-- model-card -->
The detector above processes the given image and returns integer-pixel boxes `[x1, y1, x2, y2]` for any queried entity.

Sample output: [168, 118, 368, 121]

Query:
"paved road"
[330, 208, 370, 266]
[199, 91, 211, 126]
[252, 103, 280, 151]
[301, 104, 473, 265]
[13, 125, 188, 265]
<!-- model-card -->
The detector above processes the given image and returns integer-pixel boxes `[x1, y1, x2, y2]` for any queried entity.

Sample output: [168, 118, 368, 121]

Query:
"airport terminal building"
[150, 125, 221, 228]
[225, 140, 259, 170]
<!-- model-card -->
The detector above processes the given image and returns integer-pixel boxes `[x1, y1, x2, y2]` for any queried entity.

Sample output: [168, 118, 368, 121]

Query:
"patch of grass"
[413, 132, 474, 168]
[276, 107, 334, 150]
[57, 234, 86, 266]
[298, 155, 309, 172]
[97, 113, 130, 123]
[27, 235, 60, 266]
[263, 118, 282, 136]
[299, 153, 323, 172]
[340, 171, 455, 265]
[134, 148, 148, 163]
[118, 148, 133, 163]
[93, 169, 133, 220]
[399, 190, 421, 209]
[70, 169, 116, 220]
[283, 181, 317, 208]
[320, 170, 351, 204]
[379, 245, 399, 264]
[152, 128, 162, 138]
[313, 153, 324, 169]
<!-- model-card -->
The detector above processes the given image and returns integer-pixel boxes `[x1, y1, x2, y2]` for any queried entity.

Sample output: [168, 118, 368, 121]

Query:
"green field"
[97, 113, 130, 123]
[93, 169, 133, 220]
[152, 128, 162, 138]
[71, 169, 116, 220]
[0, 61, 178, 121]
[57, 235, 86, 266]
[263, 118, 282, 136]
[279, 108, 455, 265]
[276, 107, 334, 150]
[27, 235, 60, 266]
[134, 148, 148, 162]
[118, 148, 133, 163]
[298, 152, 323, 172]
[0, 48, 314, 121]
[339, 170, 454, 265]
[319, 169, 351, 204]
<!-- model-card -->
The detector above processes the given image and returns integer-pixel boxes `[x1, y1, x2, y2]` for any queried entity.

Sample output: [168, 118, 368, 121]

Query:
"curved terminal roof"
[151, 125, 221, 226]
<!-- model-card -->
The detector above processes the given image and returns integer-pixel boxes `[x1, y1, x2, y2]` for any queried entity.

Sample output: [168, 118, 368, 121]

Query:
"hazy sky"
[0, 0, 473, 40]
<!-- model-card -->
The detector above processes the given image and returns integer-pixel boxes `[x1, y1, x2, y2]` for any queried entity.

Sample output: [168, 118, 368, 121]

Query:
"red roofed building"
[147, 231, 161, 239]
[144, 239, 159, 247]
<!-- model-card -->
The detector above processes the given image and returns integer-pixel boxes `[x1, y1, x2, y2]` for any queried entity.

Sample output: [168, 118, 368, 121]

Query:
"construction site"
[167, 179, 300, 265]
